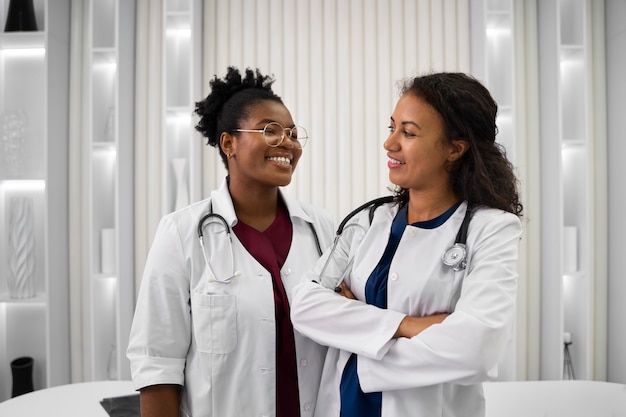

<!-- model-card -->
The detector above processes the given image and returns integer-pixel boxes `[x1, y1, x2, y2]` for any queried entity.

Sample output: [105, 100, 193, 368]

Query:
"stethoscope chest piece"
[442, 243, 467, 271]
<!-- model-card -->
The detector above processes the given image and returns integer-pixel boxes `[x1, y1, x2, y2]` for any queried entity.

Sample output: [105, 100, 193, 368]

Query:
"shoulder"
[157, 198, 211, 240]
[294, 200, 336, 236]
[338, 199, 399, 241]
[281, 191, 334, 225]
[367, 201, 400, 225]
[470, 206, 522, 240]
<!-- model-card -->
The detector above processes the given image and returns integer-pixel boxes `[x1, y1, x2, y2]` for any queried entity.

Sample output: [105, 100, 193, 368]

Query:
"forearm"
[140, 384, 181, 417]
[291, 281, 405, 359]
[393, 313, 449, 338]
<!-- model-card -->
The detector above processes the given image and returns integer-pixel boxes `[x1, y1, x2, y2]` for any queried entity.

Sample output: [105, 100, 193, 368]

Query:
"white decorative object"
[7, 197, 36, 298]
[172, 158, 189, 211]
[104, 106, 115, 142]
[562, 226, 578, 273]
[563, 332, 572, 344]
[107, 343, 118, 380]
[101, 228, 116, 274]
[1, 110, 27, 178]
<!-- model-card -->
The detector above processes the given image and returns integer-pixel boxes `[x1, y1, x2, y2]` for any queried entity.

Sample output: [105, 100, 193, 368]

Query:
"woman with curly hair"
[127, 67, 335, 417]
[290, 72, 523, 417]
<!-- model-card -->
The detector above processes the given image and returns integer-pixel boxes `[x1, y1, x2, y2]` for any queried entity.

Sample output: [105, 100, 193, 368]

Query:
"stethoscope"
[441, 202, 473, 271]
[197, 201, 323, 283]
[317, 196, 474, 285]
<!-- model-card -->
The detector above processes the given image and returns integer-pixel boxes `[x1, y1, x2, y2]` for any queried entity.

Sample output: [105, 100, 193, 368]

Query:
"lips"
[388, 157, 405, 167]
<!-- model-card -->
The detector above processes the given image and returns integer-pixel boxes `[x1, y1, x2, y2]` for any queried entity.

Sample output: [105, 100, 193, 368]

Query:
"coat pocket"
[191, 292, 237, 354]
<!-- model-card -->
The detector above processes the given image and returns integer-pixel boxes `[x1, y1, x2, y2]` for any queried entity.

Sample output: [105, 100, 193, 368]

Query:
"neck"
[228, 181, 279, 231]
[406, 189, 460, 223]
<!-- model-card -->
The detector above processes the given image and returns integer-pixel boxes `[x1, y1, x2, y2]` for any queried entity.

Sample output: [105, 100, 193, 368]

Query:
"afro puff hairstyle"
[194, 67, 283, 168]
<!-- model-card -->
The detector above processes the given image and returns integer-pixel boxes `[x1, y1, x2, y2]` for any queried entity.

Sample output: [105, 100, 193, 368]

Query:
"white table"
[484, 380, 626, 417]
[0, 380, 136, 416]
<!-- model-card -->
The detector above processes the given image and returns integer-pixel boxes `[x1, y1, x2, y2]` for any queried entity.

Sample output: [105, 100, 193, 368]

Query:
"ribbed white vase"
[7, 197, 36, 298]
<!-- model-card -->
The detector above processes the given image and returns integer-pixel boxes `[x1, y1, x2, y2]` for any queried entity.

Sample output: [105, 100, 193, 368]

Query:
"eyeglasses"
[233, 122, 309, 149]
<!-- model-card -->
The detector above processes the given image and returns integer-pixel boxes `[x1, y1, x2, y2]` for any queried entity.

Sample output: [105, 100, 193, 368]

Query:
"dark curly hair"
[393, 72, 523, 217]
[195, 66, 283, 169]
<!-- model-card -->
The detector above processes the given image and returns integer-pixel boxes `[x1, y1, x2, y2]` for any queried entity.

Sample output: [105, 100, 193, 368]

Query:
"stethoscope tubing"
[197, 200, 323, 283]
[197, 211, 230, 240]
[316, 197, 474, 287]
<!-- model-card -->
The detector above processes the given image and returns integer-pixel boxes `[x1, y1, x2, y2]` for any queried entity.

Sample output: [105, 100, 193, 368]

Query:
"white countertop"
[0, 380, 136, 416]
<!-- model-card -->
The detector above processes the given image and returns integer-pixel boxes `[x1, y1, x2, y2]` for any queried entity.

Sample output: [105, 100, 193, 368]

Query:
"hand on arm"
[140, 384, 181, 417]
[335, 281, 356, 299]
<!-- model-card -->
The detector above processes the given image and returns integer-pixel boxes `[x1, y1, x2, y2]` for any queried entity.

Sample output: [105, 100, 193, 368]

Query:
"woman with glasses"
[290, 72, 523, 417]
[127, 67, 335, 417]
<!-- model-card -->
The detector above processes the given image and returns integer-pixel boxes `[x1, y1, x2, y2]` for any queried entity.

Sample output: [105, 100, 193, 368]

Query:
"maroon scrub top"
[233, 202, 300, 417]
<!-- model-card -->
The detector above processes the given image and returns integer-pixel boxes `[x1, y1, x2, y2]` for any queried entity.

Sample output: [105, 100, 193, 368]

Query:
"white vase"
[171, 158, 189, 211]
[562, 226, 578, 273]
[104, 106, 115, 142]
[7, 197, 36, 298]
[107, 344, 118, 380]
[1, 110, 27, 178]
[101, 228, 116, 275]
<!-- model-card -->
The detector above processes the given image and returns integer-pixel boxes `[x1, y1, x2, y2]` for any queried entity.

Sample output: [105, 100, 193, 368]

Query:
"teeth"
[267, 156, 291, 165]
[389, 158, 405, 164]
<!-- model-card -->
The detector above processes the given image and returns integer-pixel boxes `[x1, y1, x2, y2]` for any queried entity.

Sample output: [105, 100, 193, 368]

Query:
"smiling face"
[220, 99, 302, 189]
[384, 93, 467, 195]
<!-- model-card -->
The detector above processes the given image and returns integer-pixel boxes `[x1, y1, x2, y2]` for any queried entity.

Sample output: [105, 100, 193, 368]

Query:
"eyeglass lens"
[263, 122, 308, 148]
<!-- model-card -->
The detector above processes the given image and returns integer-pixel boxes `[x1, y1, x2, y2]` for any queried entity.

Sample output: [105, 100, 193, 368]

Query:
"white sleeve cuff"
[129, 355, 186, 390]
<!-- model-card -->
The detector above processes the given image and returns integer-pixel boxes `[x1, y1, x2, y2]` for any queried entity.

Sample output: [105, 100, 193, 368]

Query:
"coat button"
[390, 272, 399, 281]
[299, 358, 307, 367]
[407, 229, 416, 237]
[284, 268, 292, 276]
[303, 402, 312, 411]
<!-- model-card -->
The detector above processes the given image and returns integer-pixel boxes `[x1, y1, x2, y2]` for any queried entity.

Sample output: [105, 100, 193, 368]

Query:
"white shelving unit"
[538, 0, 595, 380]
[485, 0, 517, 382]
[484, 0, 516, 163]
[162, 0, 202, 215]
[81, 0, 134, 381]
[0, 0, 70, 400]
[471, 0, 518, 380]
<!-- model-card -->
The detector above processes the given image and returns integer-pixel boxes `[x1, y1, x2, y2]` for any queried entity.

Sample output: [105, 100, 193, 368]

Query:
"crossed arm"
[334, 282, 449, 339]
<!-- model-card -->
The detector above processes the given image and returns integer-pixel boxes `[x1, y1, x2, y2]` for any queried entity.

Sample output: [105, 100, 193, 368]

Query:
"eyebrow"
[390, 116, 421, 129]
[256, 119, 295, 128]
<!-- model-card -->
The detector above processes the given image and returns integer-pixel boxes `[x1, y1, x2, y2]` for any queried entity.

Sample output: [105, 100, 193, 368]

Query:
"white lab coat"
[127, 179, 335, 417]
[290, 201, 522, 417]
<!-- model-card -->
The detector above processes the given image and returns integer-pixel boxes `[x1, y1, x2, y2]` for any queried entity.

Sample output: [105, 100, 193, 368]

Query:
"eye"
[388, 125, 395, 133]
[264, 126, 280, 136]
[403, 130, 417, 138]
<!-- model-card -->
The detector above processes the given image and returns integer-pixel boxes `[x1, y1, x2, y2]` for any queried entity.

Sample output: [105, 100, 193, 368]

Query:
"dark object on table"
[100, 393, 140, 417]
[10, 356, 34, 397]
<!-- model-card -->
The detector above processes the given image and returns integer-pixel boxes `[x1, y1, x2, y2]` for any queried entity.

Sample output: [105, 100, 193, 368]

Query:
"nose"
[279, 132, 297, 149]
[283, 130, 305, 149]
[383, 131, 398, 151]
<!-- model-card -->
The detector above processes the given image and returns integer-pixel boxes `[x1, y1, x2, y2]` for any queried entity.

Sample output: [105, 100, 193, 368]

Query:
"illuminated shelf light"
[1, 179, 46, 191]
[166, 28, 191, 38]
[1, 47, 45, 57]
[486, 27, 511, 37]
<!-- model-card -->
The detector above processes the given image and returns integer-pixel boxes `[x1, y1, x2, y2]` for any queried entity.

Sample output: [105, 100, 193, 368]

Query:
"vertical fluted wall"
[201, 0, 471, 221]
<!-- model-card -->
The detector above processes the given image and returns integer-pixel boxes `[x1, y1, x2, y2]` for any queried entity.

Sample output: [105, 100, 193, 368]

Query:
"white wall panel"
[202, 0, 471, 222]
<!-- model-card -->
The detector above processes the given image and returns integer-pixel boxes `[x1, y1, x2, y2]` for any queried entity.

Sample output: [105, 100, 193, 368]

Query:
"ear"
[447, 139, 469, 162]
[220, 132, 235, 157]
